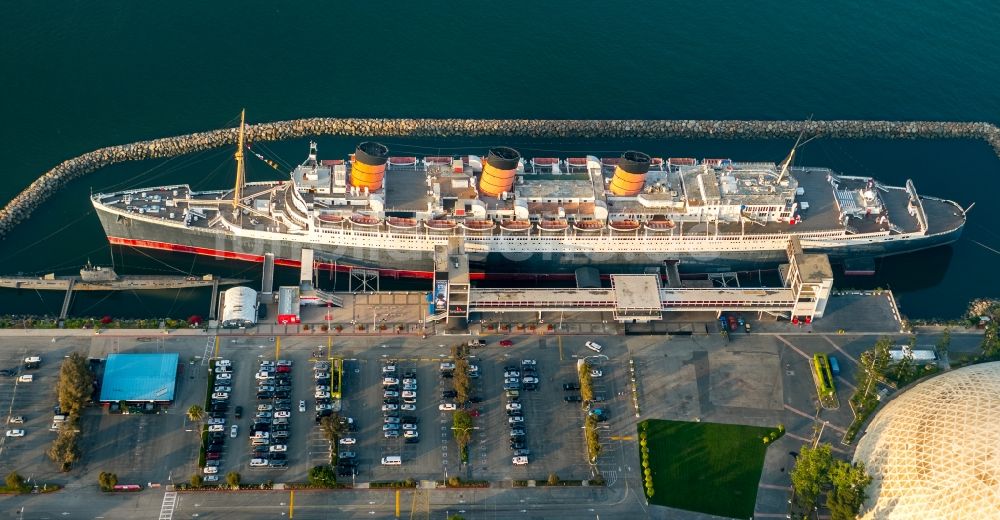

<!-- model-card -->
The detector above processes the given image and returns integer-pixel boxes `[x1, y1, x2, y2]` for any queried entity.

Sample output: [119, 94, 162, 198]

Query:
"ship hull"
[96, 205, 963, 278]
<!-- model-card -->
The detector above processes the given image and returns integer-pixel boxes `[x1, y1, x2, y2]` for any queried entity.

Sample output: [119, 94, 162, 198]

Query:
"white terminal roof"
[611, 275, 662, 311]
[221, 286, 257, 325]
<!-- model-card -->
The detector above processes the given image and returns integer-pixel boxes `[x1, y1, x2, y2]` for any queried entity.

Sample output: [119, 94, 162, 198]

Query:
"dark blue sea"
[1, 1, 998, 319]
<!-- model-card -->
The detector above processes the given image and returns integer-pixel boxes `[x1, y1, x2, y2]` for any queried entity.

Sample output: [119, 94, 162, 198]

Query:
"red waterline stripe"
[107, 237, 586, 282]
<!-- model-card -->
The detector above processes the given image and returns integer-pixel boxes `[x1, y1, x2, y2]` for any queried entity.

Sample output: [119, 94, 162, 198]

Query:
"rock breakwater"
[2, 118, 999, 238]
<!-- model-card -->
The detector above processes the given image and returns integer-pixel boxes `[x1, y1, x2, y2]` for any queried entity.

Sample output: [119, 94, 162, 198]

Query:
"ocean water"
[1, 1, 999, 319]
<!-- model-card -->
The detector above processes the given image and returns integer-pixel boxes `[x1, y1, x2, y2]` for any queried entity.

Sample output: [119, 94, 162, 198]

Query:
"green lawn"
[638, 419, 781, 519]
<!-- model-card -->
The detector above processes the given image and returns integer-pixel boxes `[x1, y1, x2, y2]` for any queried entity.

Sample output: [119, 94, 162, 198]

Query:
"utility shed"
[277, 286, 301, 324]
[221, 286, 258, 328]
[99, 353, 179, 403]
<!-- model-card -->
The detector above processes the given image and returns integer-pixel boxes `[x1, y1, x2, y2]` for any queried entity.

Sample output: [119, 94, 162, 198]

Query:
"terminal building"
[220, 286, 258, 328]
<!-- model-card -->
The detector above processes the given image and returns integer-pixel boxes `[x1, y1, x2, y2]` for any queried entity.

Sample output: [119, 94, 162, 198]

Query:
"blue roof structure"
[99, 353, 179, 402]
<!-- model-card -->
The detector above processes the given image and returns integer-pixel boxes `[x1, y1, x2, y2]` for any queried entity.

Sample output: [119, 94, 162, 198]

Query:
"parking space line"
[158, 491, 178, 520]
[275, 337, 281, 360]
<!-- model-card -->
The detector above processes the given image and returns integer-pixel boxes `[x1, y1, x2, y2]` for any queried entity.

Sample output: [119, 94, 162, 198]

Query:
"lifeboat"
[386, 217, 418, 229]
[499, 220, 531, 232]
[388, 157, 418, 167]
[566, 157, 588, 169]
[425, 219, 458, 230]
[423, 156, 452, 166]
[538, 219, 569, 232]
[573, 220, 605, 232]
[649, 157, 664, 168]
[531, 157, 559, 167]
[608, 219, 641, 232]
[668, 158, 697, 166]
[318, 214, 345, 224]
[644, 219, 676, 231]
[601, 157, 621, 167]
[461, 219, 495, 232]
[349, 214, 382, 227]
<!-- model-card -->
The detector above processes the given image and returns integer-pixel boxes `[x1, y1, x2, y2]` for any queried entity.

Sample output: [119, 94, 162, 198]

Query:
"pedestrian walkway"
[158, 491, 177, 520]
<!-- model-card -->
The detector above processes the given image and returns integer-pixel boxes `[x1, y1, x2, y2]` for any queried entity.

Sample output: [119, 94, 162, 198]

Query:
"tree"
[579, 364, 594, 403]
[827, 461, 873, 520]
[98, 471, 118, 491]
[47, 427, 81, 470]
[57, 352, 94, 419]
[308, 465, 337, 487]
[225, 471, 241, 489]
[186, 404, 205, 423]
[584, 415, 601, 462]
[790, 444, 834, 512]
[451, 344, 472, 406]
[5, 471, 27, 493]
[319, 414, 349, 444]
[892, 347, 915, 385]
[982, 320, 1000, 359]
[452, 410, 473, 461]
[190, 474, 203, 488]
[447, 515, 466, 520]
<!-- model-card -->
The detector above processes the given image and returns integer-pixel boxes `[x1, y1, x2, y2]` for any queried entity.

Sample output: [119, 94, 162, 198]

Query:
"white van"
[17, 374, 33, 383]
[381, 456, 402, 466]
[585, 341, 603, 353]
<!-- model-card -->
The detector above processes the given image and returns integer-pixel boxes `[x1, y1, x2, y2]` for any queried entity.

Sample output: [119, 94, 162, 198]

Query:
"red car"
[468, 409, 481, 417]
[727, 315, 738, 332]
[499, 340, 513, 347]
[276, 365, 291, 373]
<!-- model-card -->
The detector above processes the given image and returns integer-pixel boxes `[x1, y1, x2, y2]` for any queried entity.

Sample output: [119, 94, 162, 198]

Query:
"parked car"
[499, 340, 513, 347]
[255, 371, 272, 380]
[403, 430, 419, 439]
[585, 340, 603, 353]
[299, 400, 306, 412]
[503, 371, 520, 378]
[208, 424, 225, 432]
[523, 376, 539, 384]
[338, 437, 357, 445]
[213, 386, 231, 393]
[203, 466, 218, 474]
[512, 456, 529, 465]
[564, 395, 582, 402]
[382, 377, 400, 386]
[382, 364, 396, 374]
[274, 411, 291, 418]
[230, 425, 239, 438]
[402, 423, 418, 431]
[382, 404, 398, 412]
[590, 369, 603, 378]
[269, 444, 287, 452]
[216, 372, 232, 381]
[6, 429, 25, 437]
[442, 390, 457, 399]
[439, 362, 455, 371]
[208, 417, 226, 425]
[510, 428, 526, 437]
[563, 382, 580, 391]
[8, 416, 24, 424]
[505, 402, 522, 411]
[257, 404, 273, 412]
[438, 403, 457, 411]
[250, 458, 268, 467]
[401, 403, 417, 411]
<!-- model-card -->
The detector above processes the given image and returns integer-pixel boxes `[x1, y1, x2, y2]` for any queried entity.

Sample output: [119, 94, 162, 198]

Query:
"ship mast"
[232, 109, 247, 216]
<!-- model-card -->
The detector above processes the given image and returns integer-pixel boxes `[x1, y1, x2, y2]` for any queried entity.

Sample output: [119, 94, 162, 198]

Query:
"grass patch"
[638, 419, 781, 519]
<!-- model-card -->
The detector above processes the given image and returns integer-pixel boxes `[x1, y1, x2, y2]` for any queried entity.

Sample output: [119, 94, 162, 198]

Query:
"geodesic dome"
[853, 362, 1000, 519]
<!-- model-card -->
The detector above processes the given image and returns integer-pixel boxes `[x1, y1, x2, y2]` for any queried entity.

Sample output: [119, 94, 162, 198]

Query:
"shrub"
[547, 473, 560, 486]
[308, 465, 338, 487]
[98, 472, 118, 491]
[190, 475, 203, 488]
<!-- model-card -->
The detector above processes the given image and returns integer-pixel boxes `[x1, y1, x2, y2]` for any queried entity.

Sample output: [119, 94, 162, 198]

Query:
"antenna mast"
[232, 109, 247, 214]
[778, 117, 812, 184]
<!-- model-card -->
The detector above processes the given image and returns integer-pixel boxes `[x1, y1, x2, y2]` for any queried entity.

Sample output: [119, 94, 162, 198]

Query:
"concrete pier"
[2, 117, 1000, 238]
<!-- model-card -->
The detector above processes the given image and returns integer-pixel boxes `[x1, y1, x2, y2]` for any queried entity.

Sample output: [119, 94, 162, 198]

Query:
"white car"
[269, 444, 287, 452]
[203, 466, 218, 474]
[315, 391, 331, 399]
[401, 390, 417, 399]
[6, 429, 25, 437]
[208, 424, 225, 432]
[590, 369, 603, 378]
[382, 377, 400, 386]
[257, 404, 273, 412]
[585, 340, 603, 353]
[504, 377, 520, 384]
[503, 371, 520, 378]
[339, 437, 357, 445]
[402, 423, 418, 431]
[316, 403, 334, 411]
[401, 403, 417, 411]
[403, 430, 419, 438]
[203, 475, 220, 482]
[211, 392, 229, 400]
[522, 376, 539, 384]
[508, 416, 524, 424]
[255, 371, 271, 380]
[274, 411, 291, 418]
[383, 390, 399, 398]
[8, 416, 24, 424]
[17, 375, 33, 383]
[512, 456, 529, 465]
[208, 418, 226, 425]
[382, 404, 398, 412]
[402, 378, 417, 385]
[384, 416, 401, 424]
[315, 372, 330, 379]
[315, 385, 330, 392]
[382, 365, 396, 374]
[439, 362, 455, 371]
[249, 458, 268, 467]
[505, 402, 522, 411]
[216, 373, 232, 381]
[438, 403, 457, 411]
[215, 359, 231, 367]
[230, 425, 238, 438]
[521, 359, 536, 366]
[213, 386, 231, 393]
[299, 400, 306, 412]
[402, 383, 417, 391]
[276, 360, 292, 367]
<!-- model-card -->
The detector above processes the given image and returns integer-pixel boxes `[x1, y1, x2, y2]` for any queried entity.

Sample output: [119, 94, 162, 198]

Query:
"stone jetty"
[2, 118, 999, 238]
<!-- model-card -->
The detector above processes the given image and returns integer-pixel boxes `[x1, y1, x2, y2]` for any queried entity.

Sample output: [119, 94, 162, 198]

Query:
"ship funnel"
[609, 150, 651, 196]
[351, 141, 389, 191]
[478, 146, 521, 197]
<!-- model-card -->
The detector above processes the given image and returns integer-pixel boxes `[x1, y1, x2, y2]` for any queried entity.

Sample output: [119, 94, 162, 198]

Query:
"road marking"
[775, 335, 810, 360]
[783, 404, 847, 434]
[158, 491, 177, 520]
[822, 335, 859, 365]
[558, 336, 563, 361]
[601, 470, 618, 487]
[609, 436, 634, 441]
[759, 483, 792, 491]
[213, 336, 219, 358]
[395, 490, 400, 517]
[275, 337, 281, 359]
[755, 513, 793, 518]
[289, 490, 294, 518]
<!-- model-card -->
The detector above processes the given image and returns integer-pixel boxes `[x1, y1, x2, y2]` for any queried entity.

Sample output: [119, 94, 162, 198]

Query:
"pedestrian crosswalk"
[158, 491, 177, 520]
[601, 470, 618, 487]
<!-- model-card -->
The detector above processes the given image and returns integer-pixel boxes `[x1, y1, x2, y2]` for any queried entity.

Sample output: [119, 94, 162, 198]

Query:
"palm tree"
[186, 404, 205, 422]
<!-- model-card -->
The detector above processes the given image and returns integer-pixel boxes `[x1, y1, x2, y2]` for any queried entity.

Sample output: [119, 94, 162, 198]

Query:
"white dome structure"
[853, 362, 1000, 519]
